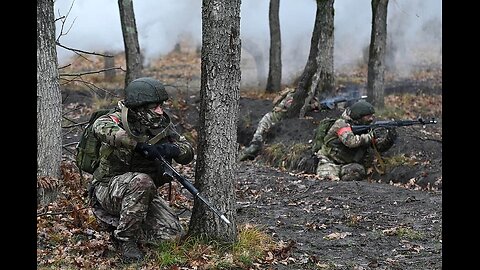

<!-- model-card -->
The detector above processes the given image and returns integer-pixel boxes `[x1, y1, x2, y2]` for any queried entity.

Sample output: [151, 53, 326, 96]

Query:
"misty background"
[54, 0, 442, 86]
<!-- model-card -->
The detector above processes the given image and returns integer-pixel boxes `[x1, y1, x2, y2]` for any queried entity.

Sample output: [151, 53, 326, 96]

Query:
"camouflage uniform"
[315, 108, 374, 181]
[252, 88, 296, 143]
[239, 88, 298, 161]
[91, 101, 194, 245]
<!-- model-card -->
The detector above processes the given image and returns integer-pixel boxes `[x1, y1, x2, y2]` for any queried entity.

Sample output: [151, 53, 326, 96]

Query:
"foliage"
[263, 143, 287, 167]
[380, 93, 442, 119]
[37, 162, 283, 269]
[382, 226, 425, 240]
[282, 143, 311, 170]
[51, 47, 442, 269]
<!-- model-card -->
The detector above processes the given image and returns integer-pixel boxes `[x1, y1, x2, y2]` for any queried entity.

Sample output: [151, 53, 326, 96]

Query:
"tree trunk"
[314, 0, 335, 99]
[104, 51, 116, 81]
[118, 0, 143, 87]
[37, 0, 62, 205]
[265, 0, 281, 93]
[288, 0, 335, 118]
[188, 0, 241, 243]
[367, 0, 388, 109]
[292, 3, 322, 97]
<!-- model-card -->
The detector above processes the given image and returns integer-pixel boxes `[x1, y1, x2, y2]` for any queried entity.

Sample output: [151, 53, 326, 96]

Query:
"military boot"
[239, 141, 263, 161]
[119, 240, 144, 262]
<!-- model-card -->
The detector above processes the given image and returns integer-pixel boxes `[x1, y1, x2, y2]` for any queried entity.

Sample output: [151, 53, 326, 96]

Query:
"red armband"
[109, 115, 120, 124]
[337, 126, 352, 136]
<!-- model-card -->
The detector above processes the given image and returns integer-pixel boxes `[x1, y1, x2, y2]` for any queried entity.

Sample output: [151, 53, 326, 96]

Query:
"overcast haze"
[54, 0, 441, 84]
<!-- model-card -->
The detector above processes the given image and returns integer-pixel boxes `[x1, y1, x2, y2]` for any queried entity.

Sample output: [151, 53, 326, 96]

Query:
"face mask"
[132, 104, 169, 129]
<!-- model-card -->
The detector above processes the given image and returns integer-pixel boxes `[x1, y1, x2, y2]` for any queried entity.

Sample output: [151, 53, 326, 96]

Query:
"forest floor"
[38, 50, 442, 269]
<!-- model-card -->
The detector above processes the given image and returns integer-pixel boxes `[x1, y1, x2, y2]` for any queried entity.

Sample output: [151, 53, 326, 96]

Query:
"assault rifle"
[154, 154, 231, 225]
[351, 117, 438, 134]
[319, 92, 368, 110]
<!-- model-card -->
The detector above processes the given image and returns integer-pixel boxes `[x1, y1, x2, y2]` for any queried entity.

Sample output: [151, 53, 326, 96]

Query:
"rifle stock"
[154, 155, 231, 225]
[351, 118, 437, 134]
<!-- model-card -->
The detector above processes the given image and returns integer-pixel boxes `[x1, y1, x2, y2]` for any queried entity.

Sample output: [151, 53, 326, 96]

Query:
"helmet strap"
[121, 104, 172, 144]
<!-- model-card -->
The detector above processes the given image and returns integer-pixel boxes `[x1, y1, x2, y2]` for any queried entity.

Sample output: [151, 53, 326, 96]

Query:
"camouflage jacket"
[91, 103, 194, 186]
[319, 110, 373, 164]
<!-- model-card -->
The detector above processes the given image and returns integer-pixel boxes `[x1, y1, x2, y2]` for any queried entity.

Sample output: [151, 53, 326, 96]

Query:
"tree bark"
[288, 0, 335, 118]
[37, 0, 62, 205]
[104, 51, 116, 81]
[188, 0, 241, 243]
[367, 0, 388, 109]
[265, 0, 282, 93]
[118, 0, 143, 87]
[292, 2, 322, 96]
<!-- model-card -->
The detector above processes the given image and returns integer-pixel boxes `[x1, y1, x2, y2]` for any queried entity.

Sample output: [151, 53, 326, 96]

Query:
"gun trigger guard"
[162, 171, 174, 181]
[163, 168, 174, 177]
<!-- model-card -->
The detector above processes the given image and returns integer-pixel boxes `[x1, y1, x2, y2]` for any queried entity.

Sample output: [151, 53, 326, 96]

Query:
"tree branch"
[59, 78, 122, 98]
[37, 205, 90, 217]
[59, 67, 124, 77]
[56, 42, 115, 58]
[63, 121, 88, 129]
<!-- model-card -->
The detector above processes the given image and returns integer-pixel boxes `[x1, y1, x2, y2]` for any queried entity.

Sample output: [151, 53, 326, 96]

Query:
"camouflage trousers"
[93, 172, 184, 245]
[251, 92, 293, 143]
[315, 154, 366, 181]
[252, 110, 285, 142]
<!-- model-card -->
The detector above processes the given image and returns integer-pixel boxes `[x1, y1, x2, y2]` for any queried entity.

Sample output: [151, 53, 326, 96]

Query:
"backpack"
[75, 108, 114, 174]
[312, 118, 336, 153]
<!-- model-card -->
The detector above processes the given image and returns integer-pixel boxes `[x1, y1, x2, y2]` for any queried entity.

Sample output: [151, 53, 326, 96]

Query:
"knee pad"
[132, 173, 156, 191]
[316, 161, 340, 181]
[340, 163, 366, 181]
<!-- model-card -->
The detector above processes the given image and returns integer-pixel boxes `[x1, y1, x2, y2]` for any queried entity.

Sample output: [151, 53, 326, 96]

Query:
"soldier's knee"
[131, 173, 156, 191]
[340, 163, 366, 181]
[316, 161, 340, 181]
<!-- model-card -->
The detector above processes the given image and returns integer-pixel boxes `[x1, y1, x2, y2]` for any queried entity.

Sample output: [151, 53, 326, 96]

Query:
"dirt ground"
[53, 50, 442, 269]
[235, 163, 442, 269]
[58, 83, 442, 270]
[233, 86, 442, 270]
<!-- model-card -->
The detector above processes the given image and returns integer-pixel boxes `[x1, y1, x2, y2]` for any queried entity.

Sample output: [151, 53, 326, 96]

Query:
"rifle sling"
[372, 142, 386, 175]
[121, 105, 172, 144]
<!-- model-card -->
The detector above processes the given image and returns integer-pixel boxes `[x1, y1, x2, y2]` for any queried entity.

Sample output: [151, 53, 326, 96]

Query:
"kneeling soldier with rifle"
[88, 77, 228, 262]
[315, 100, 436, 181]
[239, 88, 367, 161]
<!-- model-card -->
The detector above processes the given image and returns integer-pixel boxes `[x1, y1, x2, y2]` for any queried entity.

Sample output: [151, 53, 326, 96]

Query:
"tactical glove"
[135, 142, 161, 160]
[359, 130, 375, 146]
[369, 130, 376, 145]
[372, 127, 397, 152]
[155, 143, 181, 160]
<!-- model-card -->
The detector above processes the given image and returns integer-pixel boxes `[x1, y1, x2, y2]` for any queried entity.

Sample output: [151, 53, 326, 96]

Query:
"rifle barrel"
[320, 94, 368, 110]
[155, 155, 231, 225]
[351, 118, 437, 134]
[195, 195, 232, 225]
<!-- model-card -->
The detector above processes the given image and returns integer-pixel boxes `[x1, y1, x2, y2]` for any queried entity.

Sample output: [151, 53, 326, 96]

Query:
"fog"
[54, 0, 441, 84]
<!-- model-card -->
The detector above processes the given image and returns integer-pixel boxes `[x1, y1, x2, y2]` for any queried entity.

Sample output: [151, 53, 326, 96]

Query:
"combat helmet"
[349, 100, 375, 120]
[124, 77, 169, 108]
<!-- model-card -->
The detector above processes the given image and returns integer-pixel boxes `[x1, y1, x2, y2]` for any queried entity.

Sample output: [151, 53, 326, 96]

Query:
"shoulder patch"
[109, 115, 120, 124]
[337, 126, 352, 136]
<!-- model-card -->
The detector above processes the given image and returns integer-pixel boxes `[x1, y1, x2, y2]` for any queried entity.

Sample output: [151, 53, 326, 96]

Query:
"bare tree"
[37, 0, 62, 205]
[188, 0, 241, 242]
[118, 0, 143, 87]
[266, 0, 282, 93]
[287, 0, 335, 118]
[291, 2, 322, 96]
[367, 0, 389, 108]
[103, 50, 116, 81]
